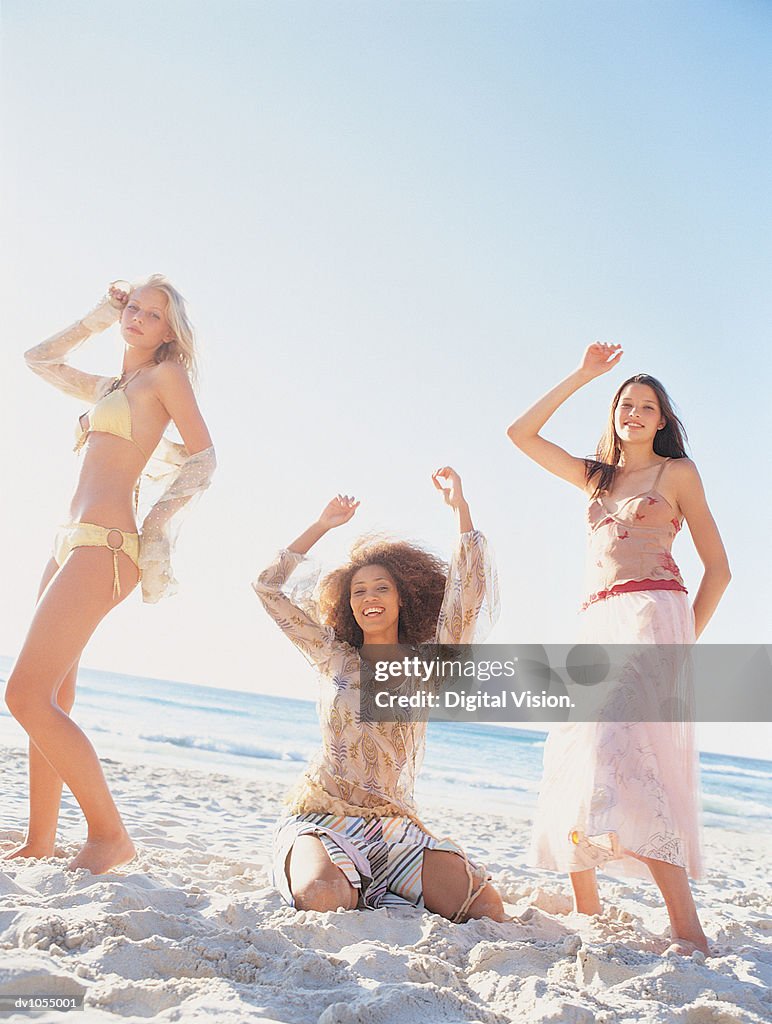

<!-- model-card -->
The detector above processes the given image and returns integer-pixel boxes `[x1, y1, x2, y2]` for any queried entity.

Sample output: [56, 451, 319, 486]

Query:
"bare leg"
[642, 857, 709, 955]
[5, 547, 139, 874]
[570, 868, 602, 915]
[5, 663, 77, 859]
[27, 663, 77, 853]
[287, 835, 358, 912]
[5, 560, 78, 861]
[422, 848, 508, 923]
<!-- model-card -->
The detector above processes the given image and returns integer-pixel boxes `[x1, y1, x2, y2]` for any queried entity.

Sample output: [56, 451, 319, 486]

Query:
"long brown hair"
[585, 374, 689, 499]
[319, 536, 448, 648]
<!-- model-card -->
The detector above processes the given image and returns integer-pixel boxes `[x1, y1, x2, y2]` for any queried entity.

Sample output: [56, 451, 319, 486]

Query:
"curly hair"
[318, 536, 448, 647]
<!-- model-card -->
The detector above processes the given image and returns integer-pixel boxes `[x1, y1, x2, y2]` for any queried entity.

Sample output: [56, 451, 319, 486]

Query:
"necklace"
[113, 357, 156, 389]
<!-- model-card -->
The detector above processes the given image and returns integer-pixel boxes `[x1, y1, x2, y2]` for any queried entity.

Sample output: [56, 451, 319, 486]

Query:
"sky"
[1, 0, 769, 759]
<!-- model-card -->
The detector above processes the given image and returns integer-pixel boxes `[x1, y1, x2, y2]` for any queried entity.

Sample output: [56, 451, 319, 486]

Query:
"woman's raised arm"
[24, 289, 126, 404]
[506, 342, 623, 490]
[252, 497, 359, 671]
[432, 468, 500, 645]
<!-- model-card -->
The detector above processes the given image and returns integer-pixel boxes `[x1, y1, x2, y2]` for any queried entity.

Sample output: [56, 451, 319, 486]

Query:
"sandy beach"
[1, 745, 769, 1024]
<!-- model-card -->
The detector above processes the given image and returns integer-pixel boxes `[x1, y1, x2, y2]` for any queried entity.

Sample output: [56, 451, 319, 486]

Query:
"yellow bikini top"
[74, 370, 149, 459]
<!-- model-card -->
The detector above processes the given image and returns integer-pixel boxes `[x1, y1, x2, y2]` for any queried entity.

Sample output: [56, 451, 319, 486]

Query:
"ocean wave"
[701, 792, 771, 821]
[701, 763, 772, 782]
[78, 687, 253, 719]
[421, 768, 539, 795]
[138, 734, 309, 763]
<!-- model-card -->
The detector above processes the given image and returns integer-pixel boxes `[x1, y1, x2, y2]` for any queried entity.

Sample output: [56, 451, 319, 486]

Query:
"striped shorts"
[272, 812, 484, 910]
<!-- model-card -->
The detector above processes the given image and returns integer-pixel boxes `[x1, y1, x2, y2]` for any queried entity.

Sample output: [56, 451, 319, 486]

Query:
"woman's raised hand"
[432, 467, 466, 511]
[287, 495, 359, 555]
[80, 282, 130, 332]
[318, 494, 360, 530]
[108, 281, 131, 310]
[579, 342, 623, 379]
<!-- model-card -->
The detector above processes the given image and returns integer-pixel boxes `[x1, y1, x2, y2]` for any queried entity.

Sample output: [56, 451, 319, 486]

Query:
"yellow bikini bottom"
[53, 522, 141, 599]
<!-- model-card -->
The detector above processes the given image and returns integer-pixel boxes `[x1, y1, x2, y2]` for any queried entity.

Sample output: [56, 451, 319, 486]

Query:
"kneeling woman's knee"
[465, 882, 507, 923]
[293, 877, 357, 913]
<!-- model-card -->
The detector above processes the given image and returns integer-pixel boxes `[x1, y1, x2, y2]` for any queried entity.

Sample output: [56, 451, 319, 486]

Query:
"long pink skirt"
[528, 590, 703, 880]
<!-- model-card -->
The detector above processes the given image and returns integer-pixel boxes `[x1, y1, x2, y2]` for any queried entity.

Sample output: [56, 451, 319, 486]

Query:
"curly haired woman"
[252, 468, 507, 922]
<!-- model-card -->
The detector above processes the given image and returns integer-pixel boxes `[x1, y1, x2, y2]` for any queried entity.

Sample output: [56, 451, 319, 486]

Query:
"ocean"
[1, 655, 769, 833]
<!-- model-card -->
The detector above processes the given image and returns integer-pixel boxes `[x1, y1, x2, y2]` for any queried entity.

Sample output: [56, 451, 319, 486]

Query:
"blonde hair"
[130, 273, 198, 387]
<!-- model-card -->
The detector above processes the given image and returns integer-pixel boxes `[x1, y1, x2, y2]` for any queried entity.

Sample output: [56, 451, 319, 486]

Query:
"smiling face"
[613, 383, 665, 448]
[350, 564, 401, 640]
[120, 286, 173, 354]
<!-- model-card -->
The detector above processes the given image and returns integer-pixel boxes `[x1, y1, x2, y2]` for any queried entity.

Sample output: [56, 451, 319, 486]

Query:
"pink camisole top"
[583, 458, 687, 609]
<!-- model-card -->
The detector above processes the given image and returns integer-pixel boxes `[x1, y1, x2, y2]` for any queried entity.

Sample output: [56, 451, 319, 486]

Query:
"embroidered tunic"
[252, 531, 499, 822]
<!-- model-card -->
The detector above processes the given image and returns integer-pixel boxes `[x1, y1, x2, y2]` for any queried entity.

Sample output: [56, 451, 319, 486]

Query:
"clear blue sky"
[1, 1, 769, 757]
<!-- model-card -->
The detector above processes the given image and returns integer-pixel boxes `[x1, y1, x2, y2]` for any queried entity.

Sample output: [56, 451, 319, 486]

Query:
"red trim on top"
[581, 578, 688, 611]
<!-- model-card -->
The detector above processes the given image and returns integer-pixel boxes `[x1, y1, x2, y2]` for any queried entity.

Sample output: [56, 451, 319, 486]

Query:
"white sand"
[0, 744, 769, 1024]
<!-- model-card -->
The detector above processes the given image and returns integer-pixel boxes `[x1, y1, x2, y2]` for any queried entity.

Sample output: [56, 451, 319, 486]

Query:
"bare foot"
[67, 830, 136, 874]
[665, 936, 710, 957]
[3, 841, 56, 861]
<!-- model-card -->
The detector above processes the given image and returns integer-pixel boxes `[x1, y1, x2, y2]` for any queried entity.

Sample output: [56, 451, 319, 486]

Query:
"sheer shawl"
[24, 295, 216, 603]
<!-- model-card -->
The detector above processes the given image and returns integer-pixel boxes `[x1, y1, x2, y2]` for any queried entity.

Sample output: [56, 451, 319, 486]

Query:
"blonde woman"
[5, 277, 216, 874]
